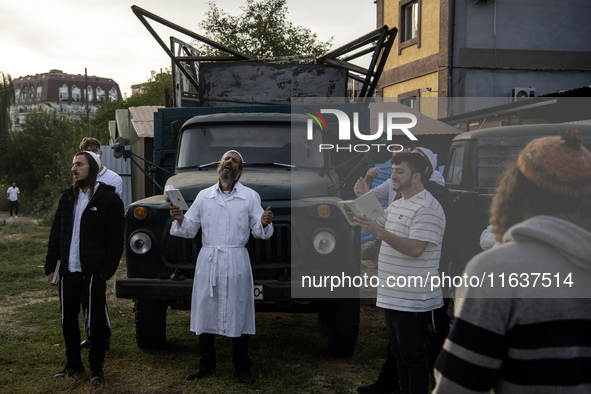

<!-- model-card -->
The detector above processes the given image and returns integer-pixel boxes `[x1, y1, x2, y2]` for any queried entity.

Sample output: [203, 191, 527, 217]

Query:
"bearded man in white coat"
[169, 150, 274, 384]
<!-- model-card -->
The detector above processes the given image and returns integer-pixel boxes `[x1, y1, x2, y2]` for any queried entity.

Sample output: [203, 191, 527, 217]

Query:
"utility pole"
[85, 68, 90, 137]
[43, 102, 57, 181]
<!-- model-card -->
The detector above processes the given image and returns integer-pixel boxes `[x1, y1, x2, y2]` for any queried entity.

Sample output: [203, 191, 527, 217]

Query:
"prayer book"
[338, 190, 385, 226]
[165, 187, 189, 211]
[51, 260, 61, 285]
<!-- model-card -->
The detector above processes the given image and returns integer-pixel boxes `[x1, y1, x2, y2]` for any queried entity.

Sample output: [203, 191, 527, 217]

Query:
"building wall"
[378, 0, 591, 118]
[452, 0, 591, 100]
[101, 145, 132, 209]
[10, 69, 122, 126]
[378, 0, 450, 104]
[383, 0, 441, 67]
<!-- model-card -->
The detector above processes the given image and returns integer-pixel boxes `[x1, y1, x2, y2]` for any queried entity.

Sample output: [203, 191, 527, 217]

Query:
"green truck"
[115, 6, 398, 356]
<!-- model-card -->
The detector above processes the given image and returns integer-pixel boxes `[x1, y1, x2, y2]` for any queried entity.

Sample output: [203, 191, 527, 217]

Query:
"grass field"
[0, 219, 391, 394]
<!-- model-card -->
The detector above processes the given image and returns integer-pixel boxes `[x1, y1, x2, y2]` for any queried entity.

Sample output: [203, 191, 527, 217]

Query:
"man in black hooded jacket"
[45, 151, 124, 386]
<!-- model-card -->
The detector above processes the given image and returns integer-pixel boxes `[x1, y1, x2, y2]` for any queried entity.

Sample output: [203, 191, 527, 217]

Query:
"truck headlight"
[129, 232, 152, 255]
[313, 231, 336, 255]
[317, 204, 332, 219]
[133, 206, 148, 220]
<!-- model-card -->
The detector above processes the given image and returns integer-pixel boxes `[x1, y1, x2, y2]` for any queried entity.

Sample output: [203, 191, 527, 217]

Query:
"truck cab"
[117, 108, 366, 356]
[443, 123, 591, 274]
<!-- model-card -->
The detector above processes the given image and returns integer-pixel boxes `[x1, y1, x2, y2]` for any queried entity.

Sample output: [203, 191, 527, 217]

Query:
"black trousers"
[378, 300, 451, 390]
[385, 309, 431, 394]
[198, 333, 252, 371]
[60, 272, 108, 367]
[9, 200, 18, 216]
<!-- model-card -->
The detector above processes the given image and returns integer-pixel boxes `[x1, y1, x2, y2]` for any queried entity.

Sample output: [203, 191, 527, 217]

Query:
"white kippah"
[84, 151, 102, 169]
[223, 150, 245, 164]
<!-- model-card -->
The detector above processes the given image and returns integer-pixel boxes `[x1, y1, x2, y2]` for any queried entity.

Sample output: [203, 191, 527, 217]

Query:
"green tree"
[5, 109, 85, 215]
[90, 69, 172, 142]
[199, 0, 333, 58]
[0, 72, 14, 180]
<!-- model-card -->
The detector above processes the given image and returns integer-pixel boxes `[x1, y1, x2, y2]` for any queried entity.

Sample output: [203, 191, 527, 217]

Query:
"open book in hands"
[338, 190, 385, 226]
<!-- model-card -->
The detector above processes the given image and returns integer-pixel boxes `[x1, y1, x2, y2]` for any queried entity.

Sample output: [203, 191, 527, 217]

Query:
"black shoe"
[185, 368, 215, 381]
[357, 380, 398, 394]
[53, 363, 85, 380]
[235, 369, 254, 384]
[90, 365, 105, 386]
[80, 339, 91, 351]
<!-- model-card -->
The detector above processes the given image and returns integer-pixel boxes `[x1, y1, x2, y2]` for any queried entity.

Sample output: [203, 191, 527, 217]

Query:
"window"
[36, 85, 42, 100]
[399, 89, 419, 110]
[87, 86, 94, 103]
[404, 2, 418, 41]
[109, 87, 118, 101]
[177, 123, 324, 169]
[96, 86, 105, 101]
[445, 146, 464, 185]
[72, 85, 81, 102]
[400, 96, 417, 109]
[399, 0, 421, 54]
[59, 84, 69, 101]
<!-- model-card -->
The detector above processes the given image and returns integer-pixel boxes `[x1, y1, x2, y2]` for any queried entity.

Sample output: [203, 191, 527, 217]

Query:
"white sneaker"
[15, 215, 18, 219]
[8, 217, 12, 221]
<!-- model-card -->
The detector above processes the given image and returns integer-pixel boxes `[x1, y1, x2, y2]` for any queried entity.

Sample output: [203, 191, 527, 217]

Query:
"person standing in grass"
[45, 151, 124, 386]
[169, 150, 274, 384]
[78, 137, 123, 351]
[6, 182, 20, 220]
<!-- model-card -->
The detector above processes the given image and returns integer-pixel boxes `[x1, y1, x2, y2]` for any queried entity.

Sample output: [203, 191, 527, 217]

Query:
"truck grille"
[164, 222, 291, 280]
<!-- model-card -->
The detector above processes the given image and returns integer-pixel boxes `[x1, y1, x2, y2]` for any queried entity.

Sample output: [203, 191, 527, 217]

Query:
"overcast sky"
[0, 0, 378, 97]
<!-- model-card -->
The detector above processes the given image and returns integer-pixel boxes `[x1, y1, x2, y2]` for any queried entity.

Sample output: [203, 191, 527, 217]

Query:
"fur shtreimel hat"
[517, 130, 591, 197]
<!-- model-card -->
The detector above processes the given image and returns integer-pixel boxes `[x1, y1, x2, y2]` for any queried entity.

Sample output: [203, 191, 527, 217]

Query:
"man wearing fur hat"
[170, 150, 274, 384]
[434, 130, 591, 393]
[45, 151, 124, 386]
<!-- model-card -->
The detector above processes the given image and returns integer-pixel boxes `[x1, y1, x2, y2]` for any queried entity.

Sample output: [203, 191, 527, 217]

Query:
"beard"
[218, 164, 239, 188]
[73, 174, 96, 204]
[392, 177, 412, 192]
[74, 176, 91, 189]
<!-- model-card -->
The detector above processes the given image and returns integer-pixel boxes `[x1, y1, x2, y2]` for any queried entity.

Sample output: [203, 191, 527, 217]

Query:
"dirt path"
[0, 213, 42, 224]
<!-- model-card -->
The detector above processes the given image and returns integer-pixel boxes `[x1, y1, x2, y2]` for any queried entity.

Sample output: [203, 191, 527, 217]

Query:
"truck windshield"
[177, 123, 324, 169]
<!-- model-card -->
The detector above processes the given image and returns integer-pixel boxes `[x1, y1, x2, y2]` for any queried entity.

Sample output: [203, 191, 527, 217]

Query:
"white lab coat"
[170, 182, 274, 337]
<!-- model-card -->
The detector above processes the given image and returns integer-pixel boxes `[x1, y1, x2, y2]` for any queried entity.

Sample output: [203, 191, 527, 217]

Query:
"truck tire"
[134, 299, 168, 349]
[317, 298, 360, 357]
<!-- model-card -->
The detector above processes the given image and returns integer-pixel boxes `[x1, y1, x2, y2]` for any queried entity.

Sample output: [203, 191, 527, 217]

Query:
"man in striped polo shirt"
[355, 152, 446, 394]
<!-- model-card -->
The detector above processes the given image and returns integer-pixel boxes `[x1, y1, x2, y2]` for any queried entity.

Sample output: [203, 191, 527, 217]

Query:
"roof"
[13, 69, 122, 103]
[129, 106, 164, 138]
[181, 103, 462, 136]
[441, 97, 591, 126]
[452, 123, 591, 141]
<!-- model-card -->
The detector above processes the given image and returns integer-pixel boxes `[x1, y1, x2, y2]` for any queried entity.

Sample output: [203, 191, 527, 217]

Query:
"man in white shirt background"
[6, 182, 20, 220]
[79, 137, 123, 197]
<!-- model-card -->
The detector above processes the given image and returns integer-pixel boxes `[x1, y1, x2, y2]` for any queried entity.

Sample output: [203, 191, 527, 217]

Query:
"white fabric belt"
[202, 244, 245, 297]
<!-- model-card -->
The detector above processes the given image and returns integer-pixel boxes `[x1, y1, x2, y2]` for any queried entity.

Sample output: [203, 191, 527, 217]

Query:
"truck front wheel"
[317, 298, 360, 357]
[134, 299, 168, 349]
